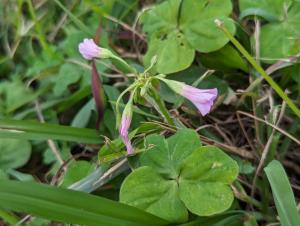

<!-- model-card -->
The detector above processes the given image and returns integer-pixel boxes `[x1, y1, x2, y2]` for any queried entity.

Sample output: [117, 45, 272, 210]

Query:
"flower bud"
[119, 102, 134, 155]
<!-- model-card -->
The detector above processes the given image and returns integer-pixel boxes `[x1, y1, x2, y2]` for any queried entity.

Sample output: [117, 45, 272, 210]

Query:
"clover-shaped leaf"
[142, 0, 235, 74]
[120, 129, 238, 222]
[120, 167, 188, 223]
[179, 146, 238, 216]
[139, 129, 201, 178]
[240, 0, 300, 63]
[144, 31, 195, 75]
[239, 0, 290, 21]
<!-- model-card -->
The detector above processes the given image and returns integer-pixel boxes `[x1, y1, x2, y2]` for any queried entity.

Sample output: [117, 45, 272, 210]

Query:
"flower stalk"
[146, 87, 176, 127]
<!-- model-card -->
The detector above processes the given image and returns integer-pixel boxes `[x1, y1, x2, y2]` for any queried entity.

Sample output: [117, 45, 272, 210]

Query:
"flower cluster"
[78, 38, 218, 155]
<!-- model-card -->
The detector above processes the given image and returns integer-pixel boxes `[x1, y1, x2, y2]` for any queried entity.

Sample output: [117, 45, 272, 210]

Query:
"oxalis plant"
[78, 25, 238, 224]
[2, 0, 300, 225]
[79, 0, 238, 222]
[77, 4, 238, 221]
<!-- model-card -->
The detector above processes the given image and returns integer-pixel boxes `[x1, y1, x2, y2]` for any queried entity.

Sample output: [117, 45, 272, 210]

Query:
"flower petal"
[78, 38, 102, 60]
[194, 100, 214, 116]
[181, 86, 218, 115]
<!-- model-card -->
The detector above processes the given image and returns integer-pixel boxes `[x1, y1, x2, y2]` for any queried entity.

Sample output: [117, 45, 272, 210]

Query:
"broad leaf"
[239, 0, 290, 21]
[120, 167, 188, 223]
[140, 129, 201, 178]
[144, 31, 195, 74]
[53, 64, 82, 96]
[142, 0, 235, 74]
[0, 138, 31, 170]
[120, 130, 238, 223]
[240, 0, 300, 62]
[0, 79, 37, 114]
[200, 44, 248, 72]
[179, 146, 239, 216]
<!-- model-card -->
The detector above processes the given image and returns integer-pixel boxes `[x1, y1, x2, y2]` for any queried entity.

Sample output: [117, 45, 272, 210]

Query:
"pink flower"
[78, 38, 102, 60]
[181, 85, 218, 116]
[160, 78, 218, 116]
[119, 110, 134, 155]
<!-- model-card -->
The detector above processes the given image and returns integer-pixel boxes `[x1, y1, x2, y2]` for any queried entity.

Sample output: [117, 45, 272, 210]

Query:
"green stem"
[216, 20, 300, 118]
[110, 55, 137, 75]
[26, 0, 51, 55]
[147, 88, 176, 127]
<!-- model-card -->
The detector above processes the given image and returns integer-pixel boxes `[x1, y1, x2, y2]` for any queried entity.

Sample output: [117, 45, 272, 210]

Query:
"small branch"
[93, 158, 128, 186]
[34, 100, 64, 165]
[237, 111, 300, 145]
[236, 112, 256, 153]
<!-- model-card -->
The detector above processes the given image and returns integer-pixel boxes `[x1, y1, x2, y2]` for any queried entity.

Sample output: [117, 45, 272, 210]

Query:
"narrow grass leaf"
[0, 180, 168, 226]
[0, 119, 102, 144]
[264, 160, 300, 226]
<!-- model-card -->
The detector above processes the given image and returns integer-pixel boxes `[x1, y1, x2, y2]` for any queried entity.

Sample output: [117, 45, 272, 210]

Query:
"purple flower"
[78, 38, 103, 60]
[181, 85, 218, 116]
[119, 109, 134, 155]
[160, 78, 218, 116]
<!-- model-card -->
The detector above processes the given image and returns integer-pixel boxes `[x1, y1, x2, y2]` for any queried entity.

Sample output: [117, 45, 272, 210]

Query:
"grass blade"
[0, 119, 102, 144]
[264, 160, 300, 226]
[53, 0, 93, 36]
[0, 180, 168, 226]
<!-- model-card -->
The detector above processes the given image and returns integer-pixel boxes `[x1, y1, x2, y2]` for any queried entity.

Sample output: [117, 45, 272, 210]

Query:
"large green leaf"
[264, 160, 300, 226]
[120, 130, 238, 222]
[239, 0, 290, 21]
[0, 138, 31, 170]
[240, 0, 300, 62]
[0, 79, 38, 114]
[120, 167, 188, 223]
[259, 22, 300, 61]
[142, 0, 235, 74]
[0, 119, 102, 144]
[144, 31, 195, 74]
[53, 63, 83, 96]
[200, 44, 248, 72]
[0, 180, 168, 226]
[140, 129, 201, 178]
[179, 146, 239, 216]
